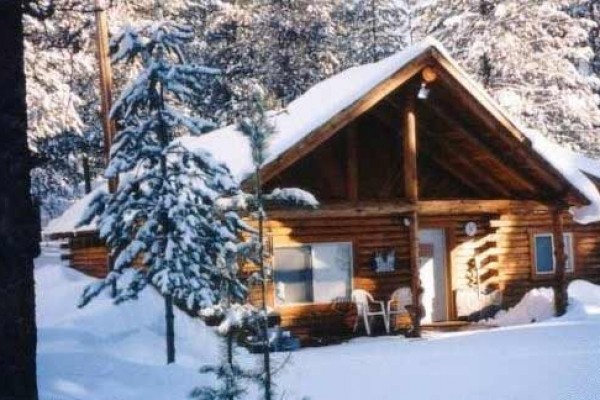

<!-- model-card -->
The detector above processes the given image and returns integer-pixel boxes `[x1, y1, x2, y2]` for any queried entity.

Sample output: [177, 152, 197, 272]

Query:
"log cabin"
[46, 38, 600, 341]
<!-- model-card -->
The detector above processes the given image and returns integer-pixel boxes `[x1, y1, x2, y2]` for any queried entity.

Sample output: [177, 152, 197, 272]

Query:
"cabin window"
[273, 242, 353, 305]
[533, 233, 574, 275]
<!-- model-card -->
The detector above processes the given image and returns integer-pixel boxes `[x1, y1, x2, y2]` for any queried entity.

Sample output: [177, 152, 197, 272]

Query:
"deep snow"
[37, 244, 600, 400]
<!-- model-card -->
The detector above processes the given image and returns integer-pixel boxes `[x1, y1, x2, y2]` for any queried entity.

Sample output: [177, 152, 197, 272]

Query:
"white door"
[419, 229, 448, 323]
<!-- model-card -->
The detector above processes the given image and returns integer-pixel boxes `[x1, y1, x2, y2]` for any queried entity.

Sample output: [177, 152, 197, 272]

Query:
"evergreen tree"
[78, 16, 247, 364]
[255, 0, 340, 104]
[31, 128, 104, 223]
[339, 0, 412, 65]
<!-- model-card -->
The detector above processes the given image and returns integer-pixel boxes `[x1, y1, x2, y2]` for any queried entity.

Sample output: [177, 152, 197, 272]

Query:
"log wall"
[491, 211, 600, 307]
[65, 234, 109, 278]
[61, 207, 600, 339]
[253, 215, 412, 339]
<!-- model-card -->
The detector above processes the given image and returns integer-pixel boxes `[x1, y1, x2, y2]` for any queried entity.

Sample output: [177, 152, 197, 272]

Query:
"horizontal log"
[268, 203, 416, 219]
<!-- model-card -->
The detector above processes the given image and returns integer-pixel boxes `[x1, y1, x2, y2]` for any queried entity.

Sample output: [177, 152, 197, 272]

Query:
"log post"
[346, 125, 359, 203]
[552, 206, 568, 316]
[404, 99, 421, 337]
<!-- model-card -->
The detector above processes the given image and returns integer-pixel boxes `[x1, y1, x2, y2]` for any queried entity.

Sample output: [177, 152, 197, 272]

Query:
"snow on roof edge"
[43, 185, 106, 236]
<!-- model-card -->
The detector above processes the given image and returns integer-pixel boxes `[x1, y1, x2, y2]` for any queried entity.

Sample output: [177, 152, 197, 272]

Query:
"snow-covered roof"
[45, 37, 600, 236]
[525, 132, 600, 224]
[44, 185, 107, 236]
[177, 38, 438, 181]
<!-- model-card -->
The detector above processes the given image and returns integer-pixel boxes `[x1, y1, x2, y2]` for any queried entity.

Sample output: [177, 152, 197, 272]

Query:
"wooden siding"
[61, 206, 600, 339]
[65, 234, 108, 278]
[492, 211, 600, 307]
[244, 215, 411, 338]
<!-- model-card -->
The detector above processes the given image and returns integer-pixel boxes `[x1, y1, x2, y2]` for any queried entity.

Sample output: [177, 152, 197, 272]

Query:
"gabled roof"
[45, 38, 600, 236]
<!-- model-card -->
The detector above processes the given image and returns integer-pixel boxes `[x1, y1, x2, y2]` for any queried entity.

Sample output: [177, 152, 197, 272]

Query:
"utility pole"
[94, 0, 118, 297]
[94, 0, 118, 194]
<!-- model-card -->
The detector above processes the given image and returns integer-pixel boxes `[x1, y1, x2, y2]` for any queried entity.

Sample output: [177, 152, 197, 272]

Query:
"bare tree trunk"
[0, 2, 40, 399]
[158, 81, 175, 365]
[165, 294, 175, 364]
[255, 166, 272, 400]
[82, 155, 92, 194]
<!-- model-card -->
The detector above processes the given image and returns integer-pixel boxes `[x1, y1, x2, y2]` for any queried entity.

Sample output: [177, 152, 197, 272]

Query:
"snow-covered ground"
[37, 244, 600, 400]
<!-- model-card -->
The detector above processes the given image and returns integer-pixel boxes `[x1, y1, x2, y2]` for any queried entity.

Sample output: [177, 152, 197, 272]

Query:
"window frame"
[272, 241, 354, 307]
[530, 231, 575, 278]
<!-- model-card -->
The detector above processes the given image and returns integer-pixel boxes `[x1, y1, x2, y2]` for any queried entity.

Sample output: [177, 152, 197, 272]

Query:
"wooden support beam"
[404, 101, 418, 202]
[422, 153, 491, 198]
[403, 99, 421, 337]
[423, 102, 538, 195]
[552, 206, 568, 316]
[346, 125, 359, 203]
[259, 52, 432, 185]
[377, 99, 506, 198]
[267, 202, 416, 220]
[265, 199, 551, 219]
[418, 200, 550, 215]
[430, 57, 578, 198]
[407, 211, 422, 336]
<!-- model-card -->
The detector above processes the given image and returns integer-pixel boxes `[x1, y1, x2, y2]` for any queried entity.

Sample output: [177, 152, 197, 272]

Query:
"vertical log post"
[552, 206, 568, 316]
[347, 124, 359, 203]
[404, 99, 421, 337]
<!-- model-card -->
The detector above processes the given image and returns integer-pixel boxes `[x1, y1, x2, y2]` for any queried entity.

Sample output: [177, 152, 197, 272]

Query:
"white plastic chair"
[352, 289, 389, 335]
[386, 287, 413, 332]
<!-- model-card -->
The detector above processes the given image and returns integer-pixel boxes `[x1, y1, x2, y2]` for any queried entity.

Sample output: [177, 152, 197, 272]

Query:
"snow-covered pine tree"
[238, 85, 318, 400]
[420, 0, 600, 157]
[339, 0, 411, 65]
[31, 128, 104, 223]
[77, 16, 250, 364]
[202, 1, 259, 124]
[23, 5, 107, 220]
[250, 0, 340, 106]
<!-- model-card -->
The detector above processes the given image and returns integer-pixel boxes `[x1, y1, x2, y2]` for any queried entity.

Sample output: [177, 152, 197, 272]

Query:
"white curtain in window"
[311, 243, 352, 303]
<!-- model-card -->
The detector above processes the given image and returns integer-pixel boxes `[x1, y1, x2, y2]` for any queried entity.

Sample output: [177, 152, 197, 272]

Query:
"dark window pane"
[274, 247, 313, 304]
[535, 235, 554, 274]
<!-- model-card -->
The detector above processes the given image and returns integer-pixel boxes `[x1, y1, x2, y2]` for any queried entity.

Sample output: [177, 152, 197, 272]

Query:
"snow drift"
[485, 279, 600, 326]
[36, 246, 222, 400]
[36, 244, 600, 400]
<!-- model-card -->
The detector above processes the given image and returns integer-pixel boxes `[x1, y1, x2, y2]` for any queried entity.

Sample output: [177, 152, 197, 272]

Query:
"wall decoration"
[373, 249, 396, 273]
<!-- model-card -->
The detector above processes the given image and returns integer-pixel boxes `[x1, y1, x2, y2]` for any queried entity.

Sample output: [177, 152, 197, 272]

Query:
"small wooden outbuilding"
[47, 39, 600, 340]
